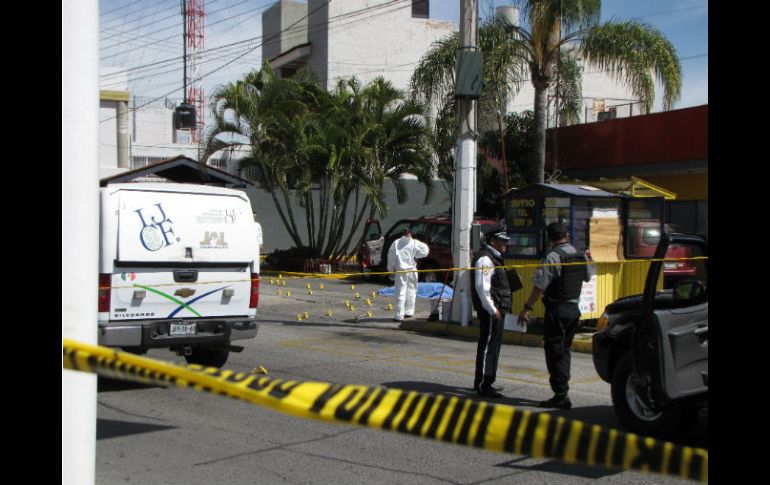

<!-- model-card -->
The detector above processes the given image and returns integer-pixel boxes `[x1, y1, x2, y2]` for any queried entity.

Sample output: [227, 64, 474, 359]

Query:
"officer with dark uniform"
[471, 227, 522, 398]
[518, 222, 590, 409]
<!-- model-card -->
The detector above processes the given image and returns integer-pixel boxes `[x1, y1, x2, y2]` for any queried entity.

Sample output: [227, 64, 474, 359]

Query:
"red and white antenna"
[184, 0, 205, 144]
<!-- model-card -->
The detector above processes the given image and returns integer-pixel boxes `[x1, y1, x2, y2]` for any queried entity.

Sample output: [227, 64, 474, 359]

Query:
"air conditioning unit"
[597, 107, 617, 121]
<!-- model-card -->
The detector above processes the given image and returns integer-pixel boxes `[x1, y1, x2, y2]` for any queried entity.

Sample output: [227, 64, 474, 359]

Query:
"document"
[503, 313, 527, 333]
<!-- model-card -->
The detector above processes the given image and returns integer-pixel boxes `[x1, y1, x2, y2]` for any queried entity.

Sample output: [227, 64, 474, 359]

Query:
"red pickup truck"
[358, 216, 498, 282]
[627, 222, 697, 287]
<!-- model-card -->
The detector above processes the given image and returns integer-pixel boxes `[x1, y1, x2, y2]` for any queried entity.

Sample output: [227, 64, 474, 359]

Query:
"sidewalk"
[398, 319, 595, 354]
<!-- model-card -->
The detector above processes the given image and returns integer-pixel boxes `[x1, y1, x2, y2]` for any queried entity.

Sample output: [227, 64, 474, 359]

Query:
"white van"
[98, 183, 260, 367]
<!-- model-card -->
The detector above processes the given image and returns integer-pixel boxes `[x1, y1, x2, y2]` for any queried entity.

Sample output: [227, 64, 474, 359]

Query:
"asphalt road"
[95, 277, 707, 484]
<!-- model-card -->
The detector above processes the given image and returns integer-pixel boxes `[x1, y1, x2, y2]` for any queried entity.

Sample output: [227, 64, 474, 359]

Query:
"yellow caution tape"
[101, 256, 708, 290]
[63, 339, 707, 483]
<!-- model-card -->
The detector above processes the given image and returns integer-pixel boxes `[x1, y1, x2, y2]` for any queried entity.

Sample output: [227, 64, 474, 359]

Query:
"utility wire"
[102, 0, 410, 84]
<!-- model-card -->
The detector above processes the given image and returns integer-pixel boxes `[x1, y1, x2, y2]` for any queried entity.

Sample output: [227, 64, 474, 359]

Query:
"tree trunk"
[532, 80, 549, 184]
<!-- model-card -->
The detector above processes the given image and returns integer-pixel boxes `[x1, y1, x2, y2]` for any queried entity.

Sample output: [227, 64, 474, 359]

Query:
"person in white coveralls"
[387, 229, 430, 322]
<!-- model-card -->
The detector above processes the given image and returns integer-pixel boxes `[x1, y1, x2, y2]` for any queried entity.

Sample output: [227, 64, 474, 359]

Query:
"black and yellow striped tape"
[62, 339, 707, 482]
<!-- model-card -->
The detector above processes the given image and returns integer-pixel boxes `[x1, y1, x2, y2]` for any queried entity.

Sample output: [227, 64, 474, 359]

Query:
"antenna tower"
[185, 0, 205, 144]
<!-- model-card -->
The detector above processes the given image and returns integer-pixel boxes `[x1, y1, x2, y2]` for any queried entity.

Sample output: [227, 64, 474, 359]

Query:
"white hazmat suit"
[387, 234, 430, 321]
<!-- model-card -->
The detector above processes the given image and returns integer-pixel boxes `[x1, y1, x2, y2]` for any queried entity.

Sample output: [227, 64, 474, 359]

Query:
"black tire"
[610, 353, 684, 439]
[184, 347, 230, 368]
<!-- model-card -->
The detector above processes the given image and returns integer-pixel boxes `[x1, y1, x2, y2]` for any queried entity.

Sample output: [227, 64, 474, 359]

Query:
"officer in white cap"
[470, 226, 520, 398]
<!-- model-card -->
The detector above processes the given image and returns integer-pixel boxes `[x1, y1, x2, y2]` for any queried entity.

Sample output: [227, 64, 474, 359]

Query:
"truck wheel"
[184, 347, 230, 368]
[610, 353, 684, 440]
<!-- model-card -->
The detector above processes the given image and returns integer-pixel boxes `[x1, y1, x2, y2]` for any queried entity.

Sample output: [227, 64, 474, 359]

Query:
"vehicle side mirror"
[673, 279, 706, 302]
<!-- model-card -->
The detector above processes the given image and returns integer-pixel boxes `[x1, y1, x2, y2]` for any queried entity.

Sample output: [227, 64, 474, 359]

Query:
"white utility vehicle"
[98, 183, 260, 367]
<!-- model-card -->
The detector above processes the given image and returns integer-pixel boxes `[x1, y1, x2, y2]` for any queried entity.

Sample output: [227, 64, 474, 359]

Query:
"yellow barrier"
[63, 339, 707, 482]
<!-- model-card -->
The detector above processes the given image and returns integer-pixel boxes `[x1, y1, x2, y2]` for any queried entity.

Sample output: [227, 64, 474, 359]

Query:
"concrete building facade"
[263, 0, 638, 126]
[264, 0, 456, 92]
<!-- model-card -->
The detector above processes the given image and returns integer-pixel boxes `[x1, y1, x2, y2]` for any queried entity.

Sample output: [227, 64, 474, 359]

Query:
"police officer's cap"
[485, 226, 510, 241]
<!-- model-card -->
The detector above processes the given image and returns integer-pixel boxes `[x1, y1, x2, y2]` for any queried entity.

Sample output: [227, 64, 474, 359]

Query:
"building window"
[412, 0, 429, 18]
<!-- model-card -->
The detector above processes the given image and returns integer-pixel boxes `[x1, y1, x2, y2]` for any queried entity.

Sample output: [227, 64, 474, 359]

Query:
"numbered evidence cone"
[304, 312, 309, 319]
[327, 309, 333, 317]
[387, 303, 394, 311]
[319, 283, 325, 290]
[297, 313, 303, 321]
[366, 298, 372, 306]
[354, 293, 360, 299]
[286, 290, 292, 297]
[366, 311, 373, 317]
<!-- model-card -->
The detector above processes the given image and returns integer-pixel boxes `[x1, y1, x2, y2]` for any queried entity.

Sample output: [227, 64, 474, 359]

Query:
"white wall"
[507, 66, 638, 124]
[310, 0, 456, 92]
[326, 0, 456, 92]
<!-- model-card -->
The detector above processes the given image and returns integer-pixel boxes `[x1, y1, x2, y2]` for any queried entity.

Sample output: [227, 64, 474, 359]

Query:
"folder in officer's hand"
[503, 313, 527, 333]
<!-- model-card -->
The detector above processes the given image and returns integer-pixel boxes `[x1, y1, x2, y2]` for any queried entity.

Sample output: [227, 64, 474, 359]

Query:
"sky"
[99, 0, 707, 113]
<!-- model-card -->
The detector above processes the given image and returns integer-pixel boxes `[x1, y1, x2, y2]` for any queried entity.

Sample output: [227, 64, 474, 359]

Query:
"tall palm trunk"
[531, 78, 550, 184]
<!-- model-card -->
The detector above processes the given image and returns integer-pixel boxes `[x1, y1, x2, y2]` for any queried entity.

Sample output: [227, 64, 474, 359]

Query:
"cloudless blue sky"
[99, 0, 707, 112]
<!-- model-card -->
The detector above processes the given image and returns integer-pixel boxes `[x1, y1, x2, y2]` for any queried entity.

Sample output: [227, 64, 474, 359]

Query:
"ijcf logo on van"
[200, 231, 228, 249]
[135, 203, 178, 252]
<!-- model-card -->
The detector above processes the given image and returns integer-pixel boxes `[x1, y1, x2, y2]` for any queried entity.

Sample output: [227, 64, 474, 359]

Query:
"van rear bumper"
[98, 318, 258, 349]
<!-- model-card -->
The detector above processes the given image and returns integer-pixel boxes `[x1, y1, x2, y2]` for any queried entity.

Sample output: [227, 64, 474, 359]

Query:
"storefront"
[503, 184, 665, 322]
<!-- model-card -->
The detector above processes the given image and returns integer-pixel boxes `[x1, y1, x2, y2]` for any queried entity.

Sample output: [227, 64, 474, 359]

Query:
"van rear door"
[112, 187, 257, 321]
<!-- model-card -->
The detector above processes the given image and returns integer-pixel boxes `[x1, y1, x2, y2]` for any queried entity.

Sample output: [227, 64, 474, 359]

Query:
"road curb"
[399, 320, 594, 354]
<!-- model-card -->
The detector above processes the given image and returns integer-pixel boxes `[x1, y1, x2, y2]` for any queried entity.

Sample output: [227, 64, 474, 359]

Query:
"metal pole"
[450, 0, 478, 326]
[62, 1, 99, 483]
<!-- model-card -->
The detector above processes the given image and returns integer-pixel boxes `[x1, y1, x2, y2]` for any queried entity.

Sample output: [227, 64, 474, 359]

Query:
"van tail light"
[98, 274, 112, 313]
[249, 273, 260, 309]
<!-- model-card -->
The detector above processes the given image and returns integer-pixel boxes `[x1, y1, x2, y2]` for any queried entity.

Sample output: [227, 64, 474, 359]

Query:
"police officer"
[471, 227, 521, 398]
[518, 222, 590, 409]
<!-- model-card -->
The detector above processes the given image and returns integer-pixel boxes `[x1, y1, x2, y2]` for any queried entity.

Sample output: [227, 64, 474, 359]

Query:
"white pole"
[62, 1, 99, 484]
[450, 0, 478, 326]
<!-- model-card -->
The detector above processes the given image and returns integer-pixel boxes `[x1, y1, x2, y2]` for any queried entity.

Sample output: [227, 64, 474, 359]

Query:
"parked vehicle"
[98, 183, 260, 368]
[627, 221, 697, 287]
[592, 231, 707, 439]
[358, 216, 498, 282]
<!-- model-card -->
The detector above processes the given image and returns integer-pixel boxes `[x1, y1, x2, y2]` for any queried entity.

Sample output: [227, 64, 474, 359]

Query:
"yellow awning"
[580, 177, 677, 200]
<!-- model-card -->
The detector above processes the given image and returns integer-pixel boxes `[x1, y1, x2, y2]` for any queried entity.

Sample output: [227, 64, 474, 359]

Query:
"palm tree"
[411, 0, 682, 184]
[201, 65, 434, 261]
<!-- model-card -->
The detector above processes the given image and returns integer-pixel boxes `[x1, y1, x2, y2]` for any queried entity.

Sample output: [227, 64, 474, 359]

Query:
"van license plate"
[170, 323, 197, 336]
[664, 262, 677, 269]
